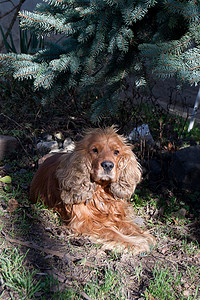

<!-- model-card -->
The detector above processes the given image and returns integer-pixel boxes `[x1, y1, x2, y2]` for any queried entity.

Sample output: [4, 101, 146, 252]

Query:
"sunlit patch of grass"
[0, 243, 78, 299]
[83, 267, 126, 300]
[133, 263, 143, 285]
[0, 245, 41, 299]
[182, 239, 200, 256]
[143, 263, 200, 300]
[131, 188, 158, 208]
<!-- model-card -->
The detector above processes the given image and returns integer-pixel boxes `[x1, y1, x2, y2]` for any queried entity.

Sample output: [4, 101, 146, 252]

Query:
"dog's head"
[79, 127, 126, 184]
[77, 126, 141, 192]
[58, 126, 142, 203]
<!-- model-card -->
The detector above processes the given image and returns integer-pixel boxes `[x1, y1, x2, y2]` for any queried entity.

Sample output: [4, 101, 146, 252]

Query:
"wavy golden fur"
[30, 126, 155, 254]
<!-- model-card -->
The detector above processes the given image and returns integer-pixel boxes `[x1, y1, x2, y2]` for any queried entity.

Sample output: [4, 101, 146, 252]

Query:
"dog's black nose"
[101, 161, 114, 172]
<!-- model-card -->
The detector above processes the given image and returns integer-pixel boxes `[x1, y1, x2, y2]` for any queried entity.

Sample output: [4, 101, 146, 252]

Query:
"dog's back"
[29, 153, 72, 220]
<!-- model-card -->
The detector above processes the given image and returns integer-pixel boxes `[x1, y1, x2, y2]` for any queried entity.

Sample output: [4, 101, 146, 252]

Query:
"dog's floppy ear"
[56, 151, 95, 205]
[110, 148, 142, 200]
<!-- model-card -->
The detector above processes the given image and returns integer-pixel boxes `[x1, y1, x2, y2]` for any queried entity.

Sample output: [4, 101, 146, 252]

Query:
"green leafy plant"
[0, 175, 12, 184]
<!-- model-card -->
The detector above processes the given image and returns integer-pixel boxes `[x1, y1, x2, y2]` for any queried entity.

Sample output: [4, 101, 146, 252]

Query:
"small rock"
[0, 135, 18, 160]
[183, 290, 190, 297]
[173, 208, 187, 218]
[7, 199, 19, 212]
[63, 137, 72, 146]
[54, 132, 63, 140]
[19, 169, 27, 174]
[158, 206, 165, 216]
[177, 208, 187, 217]
[63, 138, 75, 152]
[37, 141, 58, 152]
[41, 133, 53, 141]
[133, 217, 145, 226]
[153, 206, 164, 218]
[128, 124, 154, 145]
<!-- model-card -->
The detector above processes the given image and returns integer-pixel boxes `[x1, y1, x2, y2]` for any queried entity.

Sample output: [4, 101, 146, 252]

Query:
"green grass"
[144, 263, 199, 300]
[133, 263, 143, 284]
[182, 239, 200, 256]
[83, 267, 125, 300]
[0, 243, 78, 299]
[37, 274, 77, 300]
[36, 266, 126, 300]
[0, 246, 41, 299]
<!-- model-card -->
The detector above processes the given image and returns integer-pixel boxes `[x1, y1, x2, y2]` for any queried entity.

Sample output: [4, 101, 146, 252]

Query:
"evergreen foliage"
[140, 1, 200, 87]
[0, 0, 200, 121]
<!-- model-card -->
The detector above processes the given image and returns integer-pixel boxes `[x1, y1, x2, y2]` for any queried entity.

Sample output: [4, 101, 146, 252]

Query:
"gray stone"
[173, 208, 187, 218]
[128, 124, 154, 145]
[169, 145, 200, 191]
[54, 132, 63, 140]
[37, 140, 58, 152]
[0, 135, 18, 160]
[41, 133, 53, 141]
[63, 138, 75, 152]
[19, 169, 27, 174]
[133, 217, 145, 226]
[153, 206, 165, 218]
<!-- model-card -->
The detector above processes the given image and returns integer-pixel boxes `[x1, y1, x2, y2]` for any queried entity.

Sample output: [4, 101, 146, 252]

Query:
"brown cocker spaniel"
[30, 127, 155, 254]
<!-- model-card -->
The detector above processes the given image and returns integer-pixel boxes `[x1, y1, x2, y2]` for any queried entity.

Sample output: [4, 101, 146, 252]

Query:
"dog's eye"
[114, 150, 119, 155]
[92, 148, 98, 154]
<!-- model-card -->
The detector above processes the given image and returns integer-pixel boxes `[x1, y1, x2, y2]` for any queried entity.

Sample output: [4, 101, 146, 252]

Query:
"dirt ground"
[0, 191, 199, 299]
